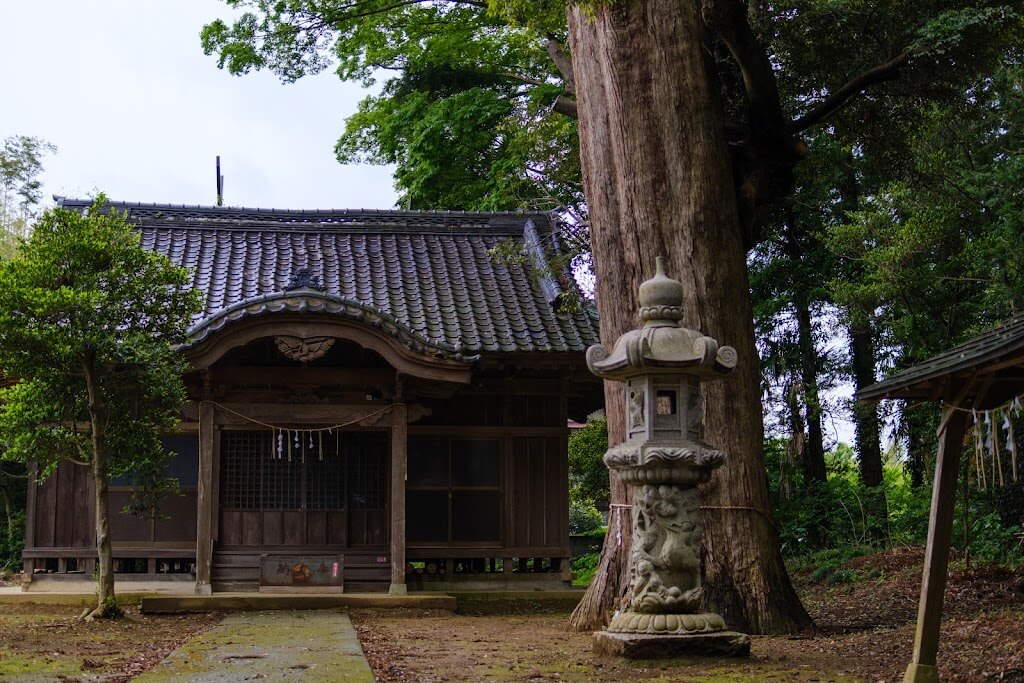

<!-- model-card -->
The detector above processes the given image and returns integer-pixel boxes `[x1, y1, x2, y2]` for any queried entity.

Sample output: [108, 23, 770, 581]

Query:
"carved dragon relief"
[630, 485, 703, 613]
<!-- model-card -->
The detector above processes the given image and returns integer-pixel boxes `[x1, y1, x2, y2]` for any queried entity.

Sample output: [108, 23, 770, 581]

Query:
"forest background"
[3, 0, 1024, 609]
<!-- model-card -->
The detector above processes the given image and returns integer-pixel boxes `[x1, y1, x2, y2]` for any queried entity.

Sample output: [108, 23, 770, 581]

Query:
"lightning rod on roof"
[216, 156, 225, 206]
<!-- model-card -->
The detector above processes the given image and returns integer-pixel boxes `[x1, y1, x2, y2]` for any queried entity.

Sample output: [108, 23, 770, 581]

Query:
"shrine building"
[22, 199, 602, 594]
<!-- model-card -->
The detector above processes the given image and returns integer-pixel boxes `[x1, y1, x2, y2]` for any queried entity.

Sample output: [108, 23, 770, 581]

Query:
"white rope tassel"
[1005, 411, 1018, 483]
[609, 503, 631, 548]
[975, 419, 987, 489]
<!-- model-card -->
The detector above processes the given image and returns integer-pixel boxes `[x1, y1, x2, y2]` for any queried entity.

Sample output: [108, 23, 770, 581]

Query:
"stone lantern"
[588, 257, 750, 658]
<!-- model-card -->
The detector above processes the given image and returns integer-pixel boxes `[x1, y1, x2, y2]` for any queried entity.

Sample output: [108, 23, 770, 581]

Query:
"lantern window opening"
[655, 389, 678, 416]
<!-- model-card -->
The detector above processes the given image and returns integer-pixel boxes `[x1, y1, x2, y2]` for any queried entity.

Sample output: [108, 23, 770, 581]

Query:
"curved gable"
[184, 290, 474, 383]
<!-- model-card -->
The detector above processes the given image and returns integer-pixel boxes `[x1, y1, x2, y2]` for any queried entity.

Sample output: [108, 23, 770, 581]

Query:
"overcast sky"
[0, 1, 399, 211]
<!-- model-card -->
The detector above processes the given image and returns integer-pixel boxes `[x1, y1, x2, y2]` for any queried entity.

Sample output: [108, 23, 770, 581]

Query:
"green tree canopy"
[0, 196, 202, 616]
[0, 135, 56, 250]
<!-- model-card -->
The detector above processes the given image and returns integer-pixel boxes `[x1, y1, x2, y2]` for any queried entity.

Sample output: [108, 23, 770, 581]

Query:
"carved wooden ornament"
[274, 336, 336, 363]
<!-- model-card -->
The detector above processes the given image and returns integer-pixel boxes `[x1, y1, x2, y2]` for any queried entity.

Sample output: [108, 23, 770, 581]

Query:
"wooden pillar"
[21, 463, 38, 590]
[903, 406, 969, 683]
[389, 399, 408, 595]
[195, 401, 215, 596]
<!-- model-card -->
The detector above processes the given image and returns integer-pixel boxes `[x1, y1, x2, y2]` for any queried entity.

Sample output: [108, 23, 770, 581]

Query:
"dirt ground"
[351, 548, 1024, 683]
[0, 548, 1020, 681]
[0, 603, 221, 682]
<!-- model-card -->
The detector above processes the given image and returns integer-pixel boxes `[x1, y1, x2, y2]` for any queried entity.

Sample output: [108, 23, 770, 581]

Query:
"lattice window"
[220, 431, 263, 509]
[221, 430, 385, 512]
[263, 449, 301, 509]
[307, 446, 346, 510]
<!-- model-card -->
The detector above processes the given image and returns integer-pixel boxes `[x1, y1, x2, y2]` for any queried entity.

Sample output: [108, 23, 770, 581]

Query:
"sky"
[0, 1, 399, 211]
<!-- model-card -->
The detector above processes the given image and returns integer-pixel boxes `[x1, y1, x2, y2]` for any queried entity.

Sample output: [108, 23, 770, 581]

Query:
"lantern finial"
[638, 256, 684, 326]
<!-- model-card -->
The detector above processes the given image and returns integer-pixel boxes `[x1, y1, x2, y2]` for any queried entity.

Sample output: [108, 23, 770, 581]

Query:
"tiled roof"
[858, 313, 1024, 403]
[56, 198, 600, 355]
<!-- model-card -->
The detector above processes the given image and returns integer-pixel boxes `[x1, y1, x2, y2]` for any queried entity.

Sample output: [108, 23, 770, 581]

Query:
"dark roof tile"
[59, 199, 598, 355]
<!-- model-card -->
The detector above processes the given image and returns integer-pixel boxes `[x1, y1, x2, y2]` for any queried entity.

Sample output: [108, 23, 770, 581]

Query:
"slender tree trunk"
[566, 0, 813, 634]
[84, 358, 118, 618]
[2, 484, 12, 547]
[793, 290, 829, 547]
[905, 403, 937, 489]
[851, 326, 884, 487]
[793, 291, 826, 486]
[782, 382, 804, 502]
[849, 324, 889, 541]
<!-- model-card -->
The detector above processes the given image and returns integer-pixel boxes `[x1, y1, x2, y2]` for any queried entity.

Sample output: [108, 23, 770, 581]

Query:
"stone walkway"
[134, 610, 375, 682]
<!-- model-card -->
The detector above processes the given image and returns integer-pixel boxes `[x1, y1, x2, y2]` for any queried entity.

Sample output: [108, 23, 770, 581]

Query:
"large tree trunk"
[565, 0, 813, 634]
[84, 359, 119, 618]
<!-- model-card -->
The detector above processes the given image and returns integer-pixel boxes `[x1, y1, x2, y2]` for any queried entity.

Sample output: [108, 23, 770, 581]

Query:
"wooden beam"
[195, 402, 215, 595]
[210, 366, 394, 388]
[903, 404, 969, 683]
[197, 402, 397, 426]
[389, 400, 408, 595]
[408, 425, 568, 438]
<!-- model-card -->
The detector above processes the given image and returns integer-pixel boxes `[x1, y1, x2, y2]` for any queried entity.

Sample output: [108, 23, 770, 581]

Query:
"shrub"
[571, 552, 600, 587]
[570, 500, 604, 534]
[0, 510, 24, 572]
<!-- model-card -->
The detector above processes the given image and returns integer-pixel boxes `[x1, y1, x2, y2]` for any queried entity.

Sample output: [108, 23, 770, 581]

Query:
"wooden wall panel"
[241, 511, 262, 545]
[349, 510, 367, 546]
[527, 438, 548, 547]
[327, 511, 347, 545]
[73, 464, 94, 548]
[366, 510, 388, 546]
[543, 439, 562, 548]
[282, 511, 304, 545]
[28, 462, 96, 551]
[54, 465, 79, 546]
[33, 472, 56, 548]
[154, 491, 198, 543]
[262, 511, 283, 546]
[220, 511, 242, 546]
[503, 436, 569, 553]
[306, 511, 326, 546]
[109, 491, 151, 542]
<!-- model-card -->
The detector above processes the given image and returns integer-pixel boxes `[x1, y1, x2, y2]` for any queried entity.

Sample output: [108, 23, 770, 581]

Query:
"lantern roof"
[586, 258, 737, 381]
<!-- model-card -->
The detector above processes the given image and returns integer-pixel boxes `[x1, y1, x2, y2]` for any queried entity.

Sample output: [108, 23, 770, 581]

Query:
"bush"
[570, 501, 604, 534]
[0, 510, 24, 572]
[569, 419, 608, 507]
[767, 436, 1024, 570]
[571, 552, 600, 587]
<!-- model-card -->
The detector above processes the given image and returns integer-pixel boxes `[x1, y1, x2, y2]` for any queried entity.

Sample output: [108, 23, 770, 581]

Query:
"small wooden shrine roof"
[55, 198, 600, 358]
[858, 314, 1024, 409]
[856, 313, 1024, 681]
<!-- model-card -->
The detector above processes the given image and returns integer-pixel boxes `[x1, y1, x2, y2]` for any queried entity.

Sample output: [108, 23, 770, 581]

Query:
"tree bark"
[793, 289, 827, 487]
[851, 326, 884, 487]
[2, 484, 11, 542]
[566, 0, 813, 634]
[84, 357, 118, 617]
[906, 404, 937, 489]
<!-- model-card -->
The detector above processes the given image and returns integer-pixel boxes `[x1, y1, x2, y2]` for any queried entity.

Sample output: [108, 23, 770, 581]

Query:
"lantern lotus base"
[607, 610, 726, 635]
[593, 629, 751, 659]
